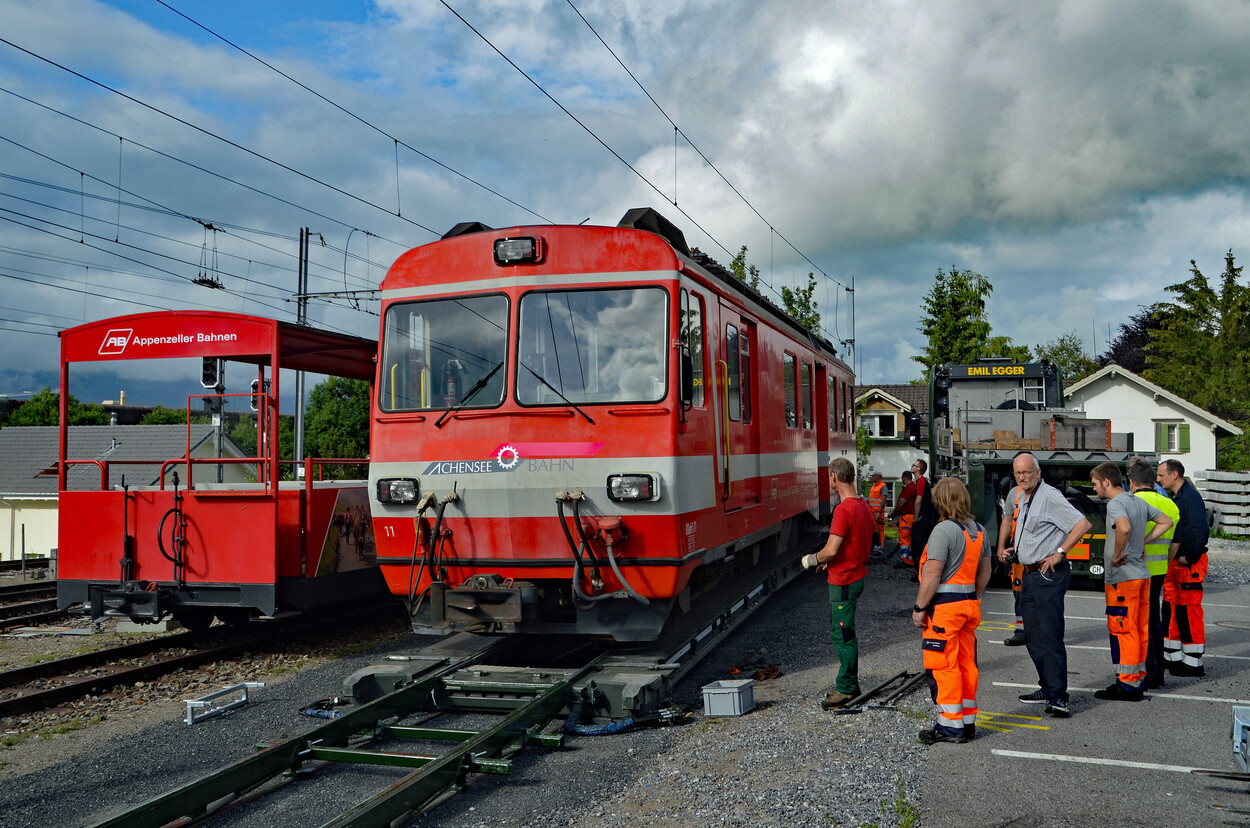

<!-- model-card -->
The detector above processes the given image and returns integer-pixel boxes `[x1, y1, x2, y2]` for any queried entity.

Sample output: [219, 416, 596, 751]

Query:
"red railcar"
[55, 312, 387, 630]
[370, 209, 856, 641]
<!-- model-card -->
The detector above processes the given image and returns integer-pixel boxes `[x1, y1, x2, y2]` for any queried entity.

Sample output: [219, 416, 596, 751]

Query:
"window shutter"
[1154, 422, 1163, 452]
[1179, 423, 1190, 453]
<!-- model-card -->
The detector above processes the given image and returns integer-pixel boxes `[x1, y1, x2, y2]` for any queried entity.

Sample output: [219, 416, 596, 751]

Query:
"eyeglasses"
[1014, 469, 1039, 478]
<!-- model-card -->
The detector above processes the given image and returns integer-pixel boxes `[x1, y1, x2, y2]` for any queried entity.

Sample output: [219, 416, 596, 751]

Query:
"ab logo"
[98, 329, 133, 355]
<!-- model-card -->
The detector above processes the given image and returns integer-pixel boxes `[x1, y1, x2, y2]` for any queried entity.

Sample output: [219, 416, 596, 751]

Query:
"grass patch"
[1, 732, 30, 748]
[20, 653, 58, 666]
[881, 772, 920, 828]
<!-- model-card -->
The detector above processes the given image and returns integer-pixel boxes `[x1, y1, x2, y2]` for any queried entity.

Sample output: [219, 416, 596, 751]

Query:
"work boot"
[1145, 675, 1166, 689]
[821, 691, 855, 710]
[1094, 683, 1144, 701]
[1003, 635, 1026, 647]
[918, 727, 968, 745]
[1168, 662, 1205, 677]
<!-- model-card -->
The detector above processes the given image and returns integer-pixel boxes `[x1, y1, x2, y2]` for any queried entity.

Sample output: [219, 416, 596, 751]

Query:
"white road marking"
[984, 591, 1250, 611]
[991, 749, 1203, 774]
[992, 681, 1250, 704]
[1056, 643, 1250, 661]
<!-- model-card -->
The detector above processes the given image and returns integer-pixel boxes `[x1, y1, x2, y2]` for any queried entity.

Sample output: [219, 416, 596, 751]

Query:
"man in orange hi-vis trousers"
[1090, 462, 1172, 702]
[1158, 459, 1210, 677]
[868, 472, 887, 554]
[912, 477, 992, 744]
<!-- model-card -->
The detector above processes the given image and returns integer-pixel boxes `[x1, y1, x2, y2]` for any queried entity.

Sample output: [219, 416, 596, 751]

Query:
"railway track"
[0, 557, 51, 573]
[0, 603, 406, 718]
[0, 581, 65, 631]
[86, 543, 809, 827]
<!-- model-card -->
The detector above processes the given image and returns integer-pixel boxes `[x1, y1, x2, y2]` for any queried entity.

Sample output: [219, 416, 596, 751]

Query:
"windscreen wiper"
[520, 362, 594, 424]
[435, 361, 504, 428]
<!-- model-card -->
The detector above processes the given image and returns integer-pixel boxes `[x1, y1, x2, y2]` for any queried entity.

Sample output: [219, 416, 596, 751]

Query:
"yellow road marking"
[977, 711, 1050, 732]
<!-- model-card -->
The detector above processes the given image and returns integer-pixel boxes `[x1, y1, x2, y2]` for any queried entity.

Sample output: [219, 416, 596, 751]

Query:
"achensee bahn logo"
[97, 328, 238, 356]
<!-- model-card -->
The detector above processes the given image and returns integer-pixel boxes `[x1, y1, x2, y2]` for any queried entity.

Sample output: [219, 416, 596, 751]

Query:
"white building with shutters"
[1063, 364, 1242, 473]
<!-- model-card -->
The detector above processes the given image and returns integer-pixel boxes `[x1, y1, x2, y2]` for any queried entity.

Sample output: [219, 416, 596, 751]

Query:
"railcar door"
[715, 303, 761, 511]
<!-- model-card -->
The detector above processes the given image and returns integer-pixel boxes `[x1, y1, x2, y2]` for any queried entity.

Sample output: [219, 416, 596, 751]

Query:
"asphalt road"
[921, 579, 1250, 828]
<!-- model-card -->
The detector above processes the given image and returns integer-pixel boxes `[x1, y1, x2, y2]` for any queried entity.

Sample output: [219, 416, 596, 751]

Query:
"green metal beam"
[87, 643, 504, 828]
[320, 675, 577, 828]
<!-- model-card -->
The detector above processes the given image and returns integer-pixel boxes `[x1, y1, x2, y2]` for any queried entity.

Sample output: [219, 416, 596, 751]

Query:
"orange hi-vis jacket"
[920, 523, 983, 735]
[868, 482, 887, 527]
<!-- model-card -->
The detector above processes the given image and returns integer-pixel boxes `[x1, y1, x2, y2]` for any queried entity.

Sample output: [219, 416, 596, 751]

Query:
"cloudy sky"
[3, 0, 1250, 403]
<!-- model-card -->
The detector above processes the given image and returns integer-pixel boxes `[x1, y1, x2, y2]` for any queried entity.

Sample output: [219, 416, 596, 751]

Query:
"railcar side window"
[517, 288, 667, 405]
[680, 289, 706, 407]
[783, 353, 797, 428]
[725, 324, 740, 421]
[801, 360, 812, 429]
[739, 326, 752, 424]
[379, 295, 508, 412]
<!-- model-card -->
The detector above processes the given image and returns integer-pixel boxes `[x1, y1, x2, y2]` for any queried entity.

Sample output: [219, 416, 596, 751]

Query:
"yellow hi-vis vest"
[1135, 489, 1179, 577]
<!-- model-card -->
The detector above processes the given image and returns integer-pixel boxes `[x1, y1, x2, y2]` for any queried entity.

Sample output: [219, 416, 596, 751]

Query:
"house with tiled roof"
[0, 425, 251, 561]
[855, 383, 931, 507]
[1063, 364, 1242, 473]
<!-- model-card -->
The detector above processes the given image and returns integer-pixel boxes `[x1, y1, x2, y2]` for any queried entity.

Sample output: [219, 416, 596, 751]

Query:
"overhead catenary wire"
[562, 0, 851, 347]
[1, 85, 418, 260]
[152, 0, 555, 228]
[440, 0, 850, 350]
[0, 37, 442, 238]
[0, 137, 388, 298]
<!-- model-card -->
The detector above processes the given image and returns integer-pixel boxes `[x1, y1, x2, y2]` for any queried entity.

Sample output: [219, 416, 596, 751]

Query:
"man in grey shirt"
[995, 452, 1091, 717]
[1091, 462, 1172, 701]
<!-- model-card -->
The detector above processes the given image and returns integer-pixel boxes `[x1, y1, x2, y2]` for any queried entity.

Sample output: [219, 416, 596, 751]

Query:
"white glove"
[802, 553, 820, 570]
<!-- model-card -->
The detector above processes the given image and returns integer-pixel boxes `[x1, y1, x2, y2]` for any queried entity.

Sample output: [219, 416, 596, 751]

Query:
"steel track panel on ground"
[87, 637, 510, 828]
[322, 669, 588, 828]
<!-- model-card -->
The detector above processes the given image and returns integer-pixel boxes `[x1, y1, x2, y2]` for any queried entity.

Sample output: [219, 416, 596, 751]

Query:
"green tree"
[1034, 331, 1098, 381]
[140, 405, 187, 425]
[855, 424, 875, 493]
[983, 336, 1033, 363]
[1145, 251, 1250, 422]
[729, 245, 761, 291]
[1102, 304, 1168, 372]
[229, 415, 295, 479]
[780, 273, 822, 332]
[915, 267, 991, 371]
[915, 266, 1028, 375]
[5, 388, 109, 426]
[305, 377, 371, 460]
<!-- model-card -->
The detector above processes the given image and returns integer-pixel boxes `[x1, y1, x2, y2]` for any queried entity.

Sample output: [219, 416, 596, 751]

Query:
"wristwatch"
[1055, 547, 1066, 558]
[912, 604, 926, 613]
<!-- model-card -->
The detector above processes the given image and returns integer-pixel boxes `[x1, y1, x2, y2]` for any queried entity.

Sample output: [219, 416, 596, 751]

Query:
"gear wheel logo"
[496, 444, 520, 470]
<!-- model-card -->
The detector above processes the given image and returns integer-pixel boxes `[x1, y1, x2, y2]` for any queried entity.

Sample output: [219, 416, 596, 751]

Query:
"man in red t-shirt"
[803, 456, 873, 709]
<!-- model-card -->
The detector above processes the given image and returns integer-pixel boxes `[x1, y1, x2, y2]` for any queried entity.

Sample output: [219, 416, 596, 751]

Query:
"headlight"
[494, 236, 542, 265]
[607, 473, 661, 502]
[376, 478, 419, 504]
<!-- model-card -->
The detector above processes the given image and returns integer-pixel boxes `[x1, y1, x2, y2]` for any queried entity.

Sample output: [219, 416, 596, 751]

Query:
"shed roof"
[0, 425, 242, 496]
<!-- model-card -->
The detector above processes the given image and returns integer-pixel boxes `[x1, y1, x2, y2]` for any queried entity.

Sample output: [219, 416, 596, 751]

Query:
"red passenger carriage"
[55, 312, 386, 630]
[370, 209, 856, 640]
